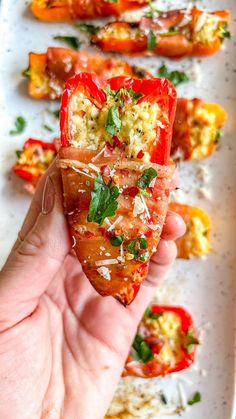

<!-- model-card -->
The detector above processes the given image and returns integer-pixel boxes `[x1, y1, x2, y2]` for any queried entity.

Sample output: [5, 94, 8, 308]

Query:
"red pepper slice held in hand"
[58, 73, 176, 305]
[123, 305, 199, 377]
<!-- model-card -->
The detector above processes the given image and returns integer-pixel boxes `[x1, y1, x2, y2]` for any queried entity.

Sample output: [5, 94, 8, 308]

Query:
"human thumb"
[0, 168, 71, 332]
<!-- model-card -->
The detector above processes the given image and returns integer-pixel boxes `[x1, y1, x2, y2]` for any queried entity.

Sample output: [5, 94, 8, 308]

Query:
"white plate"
[0, 1, 236, 418]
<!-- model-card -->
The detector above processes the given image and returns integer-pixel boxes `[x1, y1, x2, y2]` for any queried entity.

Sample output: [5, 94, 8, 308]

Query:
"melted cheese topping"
[102, 25, 140, 41]
[69, 92, 160, 158]
[192, 13, 221, 44]
[31, 65, 50, 96]
[185, 216, 211, 257]
[18, 146, 55, 169]
[145, 312, 183, 366]
[189, 105, 217, 160]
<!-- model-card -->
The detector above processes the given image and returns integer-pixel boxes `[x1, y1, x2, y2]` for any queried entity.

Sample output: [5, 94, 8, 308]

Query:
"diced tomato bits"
[137, 150, 144, 159]
[123, 186, 139, 197]
[113, 136, 123, 149]
[84, 231, 95, 238]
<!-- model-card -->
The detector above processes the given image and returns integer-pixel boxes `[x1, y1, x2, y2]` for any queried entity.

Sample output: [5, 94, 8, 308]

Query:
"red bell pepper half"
[13, 138, 56, 189]
[60, 72, 176, 165]
[123, 305, 199, 377]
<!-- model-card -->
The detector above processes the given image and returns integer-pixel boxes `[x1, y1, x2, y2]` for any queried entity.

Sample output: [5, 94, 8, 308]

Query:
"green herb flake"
[219, 23, 231, 40]
[103, 86, 118, 97]
[145, 306, 164, 320]
[125, 88, 143, 101]
[10, 116, 26, 135]
[127, 237, 149, 261]
[22, 67, 31, 78]
[110, 235, 124, 247]
[159, 27, 178, 37]
[106, 106, 122, 136]
[145, 3, 162, 18]
[158, 64, 189, 87]
[43, 124, 53, 132]
[184, 329, 199, 354]
[15, 150, 22, 159]
[52, 109, 60, 119]
[104, 0, 118, 3]
[87, 174, 120, 225]
[75, 23, 100, 35]
[147, 30, 157, 50]
[188, 391, 202, 406]
[138, 168, 157, 190]
[53, 36, 81, 50]
[215, 128, 222, 143]
[132, 334, 154, 363]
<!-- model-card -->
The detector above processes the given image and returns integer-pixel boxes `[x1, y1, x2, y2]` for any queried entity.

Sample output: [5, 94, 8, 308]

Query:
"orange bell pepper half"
[31, 0, 149, 21]
[169, 203, 212, 259]
[124, 305, 199, 378]
[172, 98, 227, 161]
[25, 47, 152, 100]
[91, 7, 230, 58]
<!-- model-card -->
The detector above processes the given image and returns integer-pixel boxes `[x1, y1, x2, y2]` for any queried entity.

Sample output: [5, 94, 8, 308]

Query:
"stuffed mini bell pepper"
[169, 203, 211, 259]
[58, 72, 176, 305]
[24, 47, 152, 100]
[31, 0, 149, 21]
[13, 138, 56, 192]
[92, 7, 230, 58]
[124, 305, 199, 377]
[172, 98, 227, 160]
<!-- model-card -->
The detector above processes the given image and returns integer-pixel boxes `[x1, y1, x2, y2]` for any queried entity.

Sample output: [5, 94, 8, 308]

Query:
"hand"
[0, 162, 185, 419]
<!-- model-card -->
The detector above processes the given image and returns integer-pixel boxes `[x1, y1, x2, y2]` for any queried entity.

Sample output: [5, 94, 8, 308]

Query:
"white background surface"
[0, 0, 236, 418]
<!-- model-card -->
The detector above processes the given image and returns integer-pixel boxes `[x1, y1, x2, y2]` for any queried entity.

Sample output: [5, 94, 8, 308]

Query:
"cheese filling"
[189, 104, 218, 160]
[184, 216, 211, 257]
[69, 89, 161, 159]
[192, 13, 224, 44]
[18, 146, 55, 169]
[144, 312, 183, 366]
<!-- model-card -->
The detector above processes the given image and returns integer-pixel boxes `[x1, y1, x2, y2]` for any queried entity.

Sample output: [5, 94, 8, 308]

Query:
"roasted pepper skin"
[123, 305, 198, 378]
[31, 0, 149, 21]
[169, 202, 211, 259]
[91, 8, 230, 58]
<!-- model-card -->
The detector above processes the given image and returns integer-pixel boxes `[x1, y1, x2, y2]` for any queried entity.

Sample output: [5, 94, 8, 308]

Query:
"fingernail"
[42, 175, 55, 215]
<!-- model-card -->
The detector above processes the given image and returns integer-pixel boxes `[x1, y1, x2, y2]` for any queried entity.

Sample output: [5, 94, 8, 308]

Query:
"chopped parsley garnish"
[159, 27, 178, 37]
[145, 306, 164, 320]
[138, 168, 157, 190]
[110, 235, 124, 247]
[75, 23, 100, 35]
[104, 86, 143, 101]
[184, 329, 199, 353]
[104, 0, 118, 3]
[43, 124, 53, 132]
[52, 109, 60, 119]
[22, 66, 31, 78]
[16, 150, 22, 159]
[106, 106, 122, 136]
[188, 391, 202, 406]
[87, 174, 120, 225]
[131, 334, 154, 363]
[219, 23, 231, 40]
[147, 30, 157, 50]
[145, 2, 161, 18]
[10, 116, 26, 135]
[53, 36, 81, 50]
[158, 64, 189, 87]
[215, 128, 222, 143]
[127, 237, 149, 261]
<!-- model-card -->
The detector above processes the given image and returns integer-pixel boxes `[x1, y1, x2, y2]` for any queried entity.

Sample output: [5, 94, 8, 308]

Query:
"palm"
[1, 255, 143, 419]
